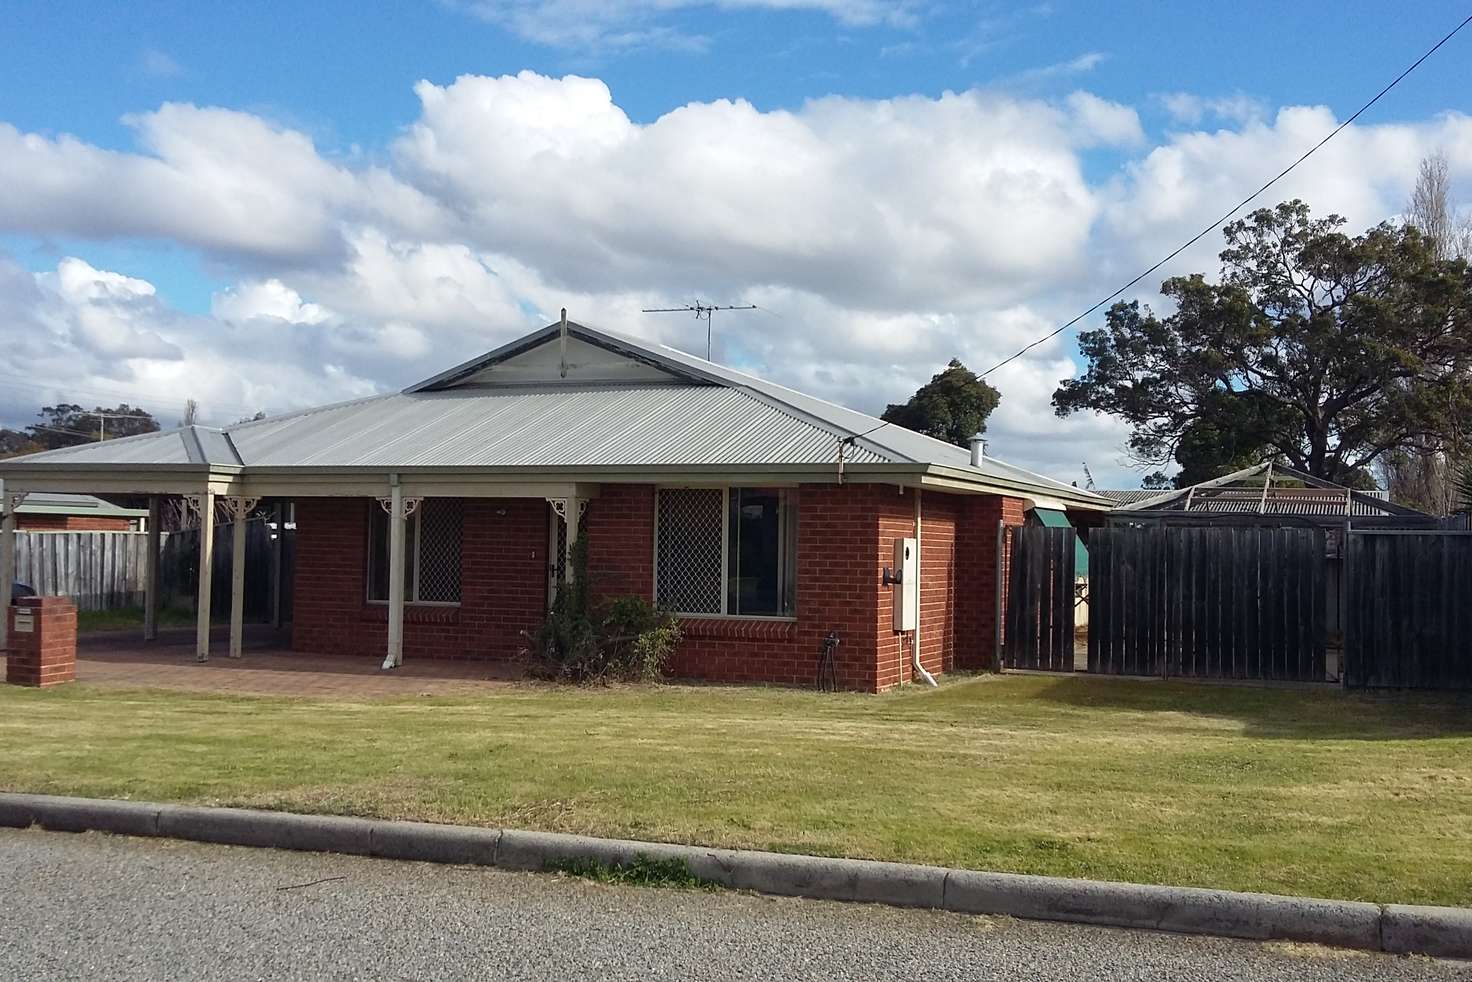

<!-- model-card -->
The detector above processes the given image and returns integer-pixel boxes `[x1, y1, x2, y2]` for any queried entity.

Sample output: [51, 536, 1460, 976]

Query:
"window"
[655, 488, 796, 616]
[367, 498, 462, 604]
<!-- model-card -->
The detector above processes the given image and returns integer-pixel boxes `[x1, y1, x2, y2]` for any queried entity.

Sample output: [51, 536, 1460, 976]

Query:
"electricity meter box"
[892, 536, 918, 632]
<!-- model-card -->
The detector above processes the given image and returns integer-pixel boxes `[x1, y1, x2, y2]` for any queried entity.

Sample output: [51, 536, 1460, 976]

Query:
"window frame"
[652, 485, 798, 621]
[365, 501, 462, 607]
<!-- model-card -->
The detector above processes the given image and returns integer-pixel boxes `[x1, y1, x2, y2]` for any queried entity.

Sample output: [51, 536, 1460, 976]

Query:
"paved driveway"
[1, 829, 1466, 981]
[10, 625, 521, 697]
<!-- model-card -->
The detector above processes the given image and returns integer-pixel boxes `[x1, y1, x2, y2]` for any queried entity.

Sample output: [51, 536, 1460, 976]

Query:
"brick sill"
[677, 617, 798, 642]
[360, 605, 461, 625]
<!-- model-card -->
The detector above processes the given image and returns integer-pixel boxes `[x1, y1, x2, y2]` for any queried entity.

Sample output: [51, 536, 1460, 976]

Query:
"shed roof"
[14, 492, 148, 518]
[1110, 463, 1429, 520]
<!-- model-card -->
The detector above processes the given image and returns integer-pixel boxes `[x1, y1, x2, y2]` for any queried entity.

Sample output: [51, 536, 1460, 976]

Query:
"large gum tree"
[1054, 200, 1472, 487]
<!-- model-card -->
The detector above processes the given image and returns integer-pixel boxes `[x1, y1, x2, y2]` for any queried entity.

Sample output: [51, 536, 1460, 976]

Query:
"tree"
[25, 403, 159, 450]
[1381, 152, 1472, 512]
[881, 358, 1001, 448]
[1053, 200, 1472, 485]
[0, 428, 42, 459]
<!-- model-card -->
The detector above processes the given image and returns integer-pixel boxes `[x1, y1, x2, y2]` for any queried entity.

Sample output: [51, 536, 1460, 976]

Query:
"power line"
[0, 369, 256, 423]
[979, 11, 1472, 379]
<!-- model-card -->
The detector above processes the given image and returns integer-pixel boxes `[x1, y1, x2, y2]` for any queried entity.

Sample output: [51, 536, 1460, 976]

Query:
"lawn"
[75, 606, 196, 633]
[2, 674, 1470, 906]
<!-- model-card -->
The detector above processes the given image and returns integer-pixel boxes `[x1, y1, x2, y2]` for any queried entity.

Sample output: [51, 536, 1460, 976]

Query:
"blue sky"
[2, 2, 1470, 484]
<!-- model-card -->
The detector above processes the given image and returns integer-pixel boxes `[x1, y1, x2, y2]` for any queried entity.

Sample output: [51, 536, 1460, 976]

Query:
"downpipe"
[911, 488, 937, 687]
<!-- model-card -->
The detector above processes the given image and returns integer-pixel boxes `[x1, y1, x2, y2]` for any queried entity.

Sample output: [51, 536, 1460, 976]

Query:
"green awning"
[1032, 507, 1088, 577]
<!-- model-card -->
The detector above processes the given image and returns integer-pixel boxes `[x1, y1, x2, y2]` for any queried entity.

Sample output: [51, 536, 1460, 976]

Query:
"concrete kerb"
[0, 792, 1466, 959]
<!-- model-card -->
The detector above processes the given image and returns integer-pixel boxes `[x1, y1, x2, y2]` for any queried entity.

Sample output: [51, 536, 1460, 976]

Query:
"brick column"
[5, 596, 77, 687]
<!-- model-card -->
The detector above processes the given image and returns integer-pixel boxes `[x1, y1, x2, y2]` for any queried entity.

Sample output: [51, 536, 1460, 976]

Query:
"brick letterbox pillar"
[5, 596, 77, 687]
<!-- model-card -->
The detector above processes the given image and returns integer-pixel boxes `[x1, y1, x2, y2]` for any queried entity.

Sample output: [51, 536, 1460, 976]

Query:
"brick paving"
[0, 626, 521, 698]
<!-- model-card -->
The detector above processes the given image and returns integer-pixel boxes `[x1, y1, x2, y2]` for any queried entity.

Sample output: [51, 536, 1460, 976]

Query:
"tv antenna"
[1082, 462, 1097, 491]
[641, 301, 757, 360]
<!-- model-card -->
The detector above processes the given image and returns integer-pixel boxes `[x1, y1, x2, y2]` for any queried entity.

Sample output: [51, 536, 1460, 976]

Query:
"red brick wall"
[584, 485, 654, 600]
[958, 494, 1027, 669]
[919, 491, 960, 679]
[287, 485, 1025, 690]
[16, 514, 134, 532]
[5, 596, 77, 687]
[291, 497, 549, 661]
[658, 484, 890, 689]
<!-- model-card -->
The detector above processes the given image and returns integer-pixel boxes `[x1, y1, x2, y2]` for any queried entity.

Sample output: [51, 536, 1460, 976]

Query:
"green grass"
[2, 675, 1470, 906]
[550, 855, 711, 889]
[75, 606, 195, 633]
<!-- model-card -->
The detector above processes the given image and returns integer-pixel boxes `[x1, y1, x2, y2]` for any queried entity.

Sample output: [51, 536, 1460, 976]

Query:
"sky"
[2, 1, 1471, 488]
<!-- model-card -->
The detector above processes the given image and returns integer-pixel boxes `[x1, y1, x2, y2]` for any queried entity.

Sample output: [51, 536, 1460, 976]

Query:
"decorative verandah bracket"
[376, 495, 423, 520]
[220, 496, 259, 523]
[547, 496, 589, 583]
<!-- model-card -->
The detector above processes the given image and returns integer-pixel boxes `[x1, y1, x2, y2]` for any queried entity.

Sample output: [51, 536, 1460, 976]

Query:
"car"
[11, 582, 36, 602]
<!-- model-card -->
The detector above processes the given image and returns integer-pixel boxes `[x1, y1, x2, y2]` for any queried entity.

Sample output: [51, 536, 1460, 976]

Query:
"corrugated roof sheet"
[1097, 489, 1163, 505]
[15, 492, 148, 517]
[8, 428, 200, 466]
[0, 320, 1111, 506]
[1154, 488, 1399, 518]
[227, 385, 889, 468]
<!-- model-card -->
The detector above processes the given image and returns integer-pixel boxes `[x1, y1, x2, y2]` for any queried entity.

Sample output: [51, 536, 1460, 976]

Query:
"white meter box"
[892, 536, 918, 632]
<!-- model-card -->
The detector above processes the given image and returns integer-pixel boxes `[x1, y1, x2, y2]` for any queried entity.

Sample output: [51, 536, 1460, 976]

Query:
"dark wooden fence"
[1344, 531, 1472, 690]
[1087, 526, 1326, 681]
[1003, 525, 1077, 671]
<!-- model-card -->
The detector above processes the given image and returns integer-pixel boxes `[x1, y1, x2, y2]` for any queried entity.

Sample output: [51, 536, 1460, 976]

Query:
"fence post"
[144, 497, 161, 640]
[993, 519, 1005, 671]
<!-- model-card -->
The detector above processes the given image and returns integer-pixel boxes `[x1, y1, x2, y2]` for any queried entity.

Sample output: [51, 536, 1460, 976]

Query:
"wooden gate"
[1003, 525, 1077, 671]
[1088, 526, 1326, 680]
[1344, 531, 1472, 690]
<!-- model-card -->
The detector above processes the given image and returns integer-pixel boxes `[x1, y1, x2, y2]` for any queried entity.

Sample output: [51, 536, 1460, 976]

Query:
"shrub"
[527, 539, 681, 683]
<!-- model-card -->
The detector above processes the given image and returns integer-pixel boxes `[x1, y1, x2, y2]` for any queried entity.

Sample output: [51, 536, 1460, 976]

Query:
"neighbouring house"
[0, 319, 1109, 691]
[12, 492, 148, 532]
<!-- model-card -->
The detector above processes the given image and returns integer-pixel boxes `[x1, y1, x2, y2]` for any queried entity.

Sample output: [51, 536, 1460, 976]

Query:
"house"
[0, 319, 1110, 691]
[12, 492, 149, 531]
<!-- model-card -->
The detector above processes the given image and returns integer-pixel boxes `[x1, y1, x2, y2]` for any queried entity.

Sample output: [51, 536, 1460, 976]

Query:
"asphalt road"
[1, 828, 1467, 981]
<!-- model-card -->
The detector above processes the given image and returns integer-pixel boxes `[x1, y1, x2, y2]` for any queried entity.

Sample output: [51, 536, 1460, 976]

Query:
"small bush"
[527, 539, 681, 683]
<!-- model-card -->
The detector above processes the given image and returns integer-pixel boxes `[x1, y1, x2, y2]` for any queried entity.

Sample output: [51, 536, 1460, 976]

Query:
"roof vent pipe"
[559, 308, 569, 379]
[969, 433, 986, 467]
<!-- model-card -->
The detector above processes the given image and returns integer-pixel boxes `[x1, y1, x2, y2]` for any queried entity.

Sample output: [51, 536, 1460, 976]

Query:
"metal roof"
[0, 320, 1110, 507]
[1111, 463, 1429, 519]
[1097, 489, 1164, 506]
[228, 385, 890, 468]
[14, 492, 148, 518]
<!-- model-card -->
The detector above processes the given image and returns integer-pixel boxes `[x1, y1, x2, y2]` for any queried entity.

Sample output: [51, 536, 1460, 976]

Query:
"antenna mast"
[640, 301, 757, 360]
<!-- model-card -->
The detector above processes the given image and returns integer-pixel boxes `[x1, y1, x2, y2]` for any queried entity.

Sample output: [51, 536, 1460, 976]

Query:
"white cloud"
[453, 0, 918, 50]
[1157, 91, 1267, 127]
[1000, 51, 1107, 86]
[1065, 91, 1144, 147]
[140, 49, 183, 79]
[212, 279, 334, 325]
[395, 73, 1102, 310]
[0, 104, 447, 263]
[3, 75, 1472, 487]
